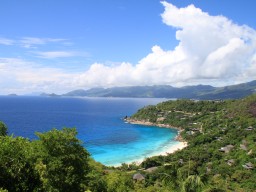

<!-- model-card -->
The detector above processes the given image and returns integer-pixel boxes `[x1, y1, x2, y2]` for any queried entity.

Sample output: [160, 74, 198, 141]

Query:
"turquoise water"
[0, 96, 178, 166]
[86, 125, 178, 166]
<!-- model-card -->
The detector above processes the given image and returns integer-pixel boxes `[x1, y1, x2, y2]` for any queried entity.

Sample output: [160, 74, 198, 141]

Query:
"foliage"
[129, 94, 256, 191]
[105, 171, 134, 192]
[1, 94, 256, 191]
[0, 122, 7, 136]
[182, 175, 204, 192]
[0, 128, 95, 192]
[0, 136, 40, 191]
[34, 128, 90, 192]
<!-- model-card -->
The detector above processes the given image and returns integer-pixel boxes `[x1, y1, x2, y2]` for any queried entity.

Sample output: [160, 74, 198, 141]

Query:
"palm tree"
[182, 175, 204, 192]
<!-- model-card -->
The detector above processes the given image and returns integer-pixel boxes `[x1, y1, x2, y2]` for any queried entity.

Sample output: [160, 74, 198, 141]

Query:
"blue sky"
[0, 0, 256, 94]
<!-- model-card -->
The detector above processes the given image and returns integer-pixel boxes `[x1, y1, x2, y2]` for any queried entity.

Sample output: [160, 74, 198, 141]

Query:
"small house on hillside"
[227, 159, 235, 166]
[245, 126, 254, 131]
[219, 145, 234, 153]
[242, 162, 254, 170]
[145, 167, 158, 173]
[133, 173, 145, 182]
[240, 144, 248, 151]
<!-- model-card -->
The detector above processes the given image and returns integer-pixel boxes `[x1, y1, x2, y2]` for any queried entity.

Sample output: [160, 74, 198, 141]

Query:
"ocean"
[0, 96, 179, 166]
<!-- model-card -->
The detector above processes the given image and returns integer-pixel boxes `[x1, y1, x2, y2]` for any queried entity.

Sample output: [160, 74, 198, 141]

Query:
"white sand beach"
[111, 141, 188, 167]
[156, 141, 188, 156]
[115, 118, 188, 167]
[136, 141, 188, 165]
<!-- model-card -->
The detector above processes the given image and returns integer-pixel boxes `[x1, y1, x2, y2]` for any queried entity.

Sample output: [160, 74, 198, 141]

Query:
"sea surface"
[0, 96, 179, 166]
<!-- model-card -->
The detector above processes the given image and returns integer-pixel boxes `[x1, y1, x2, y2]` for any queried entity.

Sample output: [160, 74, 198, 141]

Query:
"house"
[103, 169, 114, 174]
[133, 173, 145, 182]
[157, 117, 165, 122]
[240, 144, 248, 151]
[186, 131, 195, 135]
[227, 159, 235, 166]
[242, 162, 254, 170]
[215, 137, 222, 141]
[219, 145, 234, 153]
[145, 167, 158, 173]
[178, 159, 184, 164]
[191, 128, 200, 132]
[245, 126, 254, 131]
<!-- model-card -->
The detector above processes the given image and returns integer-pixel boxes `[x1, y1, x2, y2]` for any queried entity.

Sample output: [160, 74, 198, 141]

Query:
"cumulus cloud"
[2, 2, 256, 94]
[160, 1, 256, 82]
[74, 1, 256, 88]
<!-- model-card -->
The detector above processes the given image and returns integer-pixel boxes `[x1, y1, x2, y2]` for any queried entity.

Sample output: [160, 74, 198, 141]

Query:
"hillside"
[63, 80, 256, 99]
[124, 95, 256, 191]
[1, 95, 256, 191]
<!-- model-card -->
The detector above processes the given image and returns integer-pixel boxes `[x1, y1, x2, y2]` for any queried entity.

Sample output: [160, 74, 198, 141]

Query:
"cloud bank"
[0, 58, 74, 94]
[1, 1, 256, 94]
[73, 1, 256, 88]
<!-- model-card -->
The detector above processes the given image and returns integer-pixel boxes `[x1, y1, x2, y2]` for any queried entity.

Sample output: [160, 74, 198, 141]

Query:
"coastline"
[124, 118, 186, 142]
[110, 141, 188, 167]
[118, 117, 188, 166]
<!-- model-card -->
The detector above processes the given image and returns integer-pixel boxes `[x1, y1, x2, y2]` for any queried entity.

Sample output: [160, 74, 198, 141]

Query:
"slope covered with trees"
[0, 95, 256, 191]
[127, 95, 256, 191]
[0, 128, 106, 192]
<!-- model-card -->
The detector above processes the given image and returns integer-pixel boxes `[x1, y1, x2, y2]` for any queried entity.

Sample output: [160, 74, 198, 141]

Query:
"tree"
[0, 121, 7, 136]
[34, 128, 91, 192]
[182, 175, 204, 192]
[105, 171, 134, 192]
[0, 136, 40, 191]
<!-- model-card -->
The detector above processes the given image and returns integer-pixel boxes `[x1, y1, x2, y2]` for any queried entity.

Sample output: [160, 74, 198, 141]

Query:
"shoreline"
[108, 118, 188, 167]
[124, 118, 186, 142]
[109, 141, 188, 167]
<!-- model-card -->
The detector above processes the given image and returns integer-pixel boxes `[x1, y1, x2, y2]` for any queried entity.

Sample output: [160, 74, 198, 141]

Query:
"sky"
[0, 0, 256, 94]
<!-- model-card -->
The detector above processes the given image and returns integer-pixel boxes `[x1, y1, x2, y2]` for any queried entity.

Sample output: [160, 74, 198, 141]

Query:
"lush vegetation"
[129, 95, 256, 191]
[0, 128, 106, 192]
[1, 95, 256, 191]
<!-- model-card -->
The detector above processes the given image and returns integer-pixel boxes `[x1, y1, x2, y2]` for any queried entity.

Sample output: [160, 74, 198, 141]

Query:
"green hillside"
[0, 95, 256, 191]
[127, 95, 256, 191]
[63, 80, 256, 100]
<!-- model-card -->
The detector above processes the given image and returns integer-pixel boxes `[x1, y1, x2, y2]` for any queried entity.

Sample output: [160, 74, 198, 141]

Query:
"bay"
[0, 96, 178, 166]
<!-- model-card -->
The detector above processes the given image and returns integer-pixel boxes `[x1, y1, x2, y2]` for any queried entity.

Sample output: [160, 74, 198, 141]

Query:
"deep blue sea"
[0, 96, 179, 166]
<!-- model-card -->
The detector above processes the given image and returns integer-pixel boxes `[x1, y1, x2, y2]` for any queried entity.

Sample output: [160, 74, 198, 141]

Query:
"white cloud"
[20, 37, 67, 48]
[1, 2, 256, 94]
[75, 62, 135, 87]
[0, 38, 14, 45]
[0, 58, 75, 94]
[33, 51, 79, 59]
[73, 1, 256, 88]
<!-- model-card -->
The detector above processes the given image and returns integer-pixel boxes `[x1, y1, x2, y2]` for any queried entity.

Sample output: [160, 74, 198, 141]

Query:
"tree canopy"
[0, 122, 7, 136]
[1, 94, 256, 191]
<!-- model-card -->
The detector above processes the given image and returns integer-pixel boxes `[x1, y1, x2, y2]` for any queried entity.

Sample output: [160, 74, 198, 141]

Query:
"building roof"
[133, 173, 145, 181]
[145, 167, 158, 173]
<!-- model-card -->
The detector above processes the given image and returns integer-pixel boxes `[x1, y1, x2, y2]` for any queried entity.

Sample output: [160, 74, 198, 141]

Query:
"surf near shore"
[122, 117, 188, 165]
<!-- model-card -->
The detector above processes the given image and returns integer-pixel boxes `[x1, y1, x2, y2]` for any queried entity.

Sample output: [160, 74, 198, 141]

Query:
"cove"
[0, 96, 179, 166]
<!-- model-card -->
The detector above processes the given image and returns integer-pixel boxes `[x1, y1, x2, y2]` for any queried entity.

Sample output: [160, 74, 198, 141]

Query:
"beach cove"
[122, 117, 188, 166]
[0, 96, 187, 166]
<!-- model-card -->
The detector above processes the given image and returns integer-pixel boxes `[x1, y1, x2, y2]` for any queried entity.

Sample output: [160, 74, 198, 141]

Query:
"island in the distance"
[40, 79, 256, 100]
